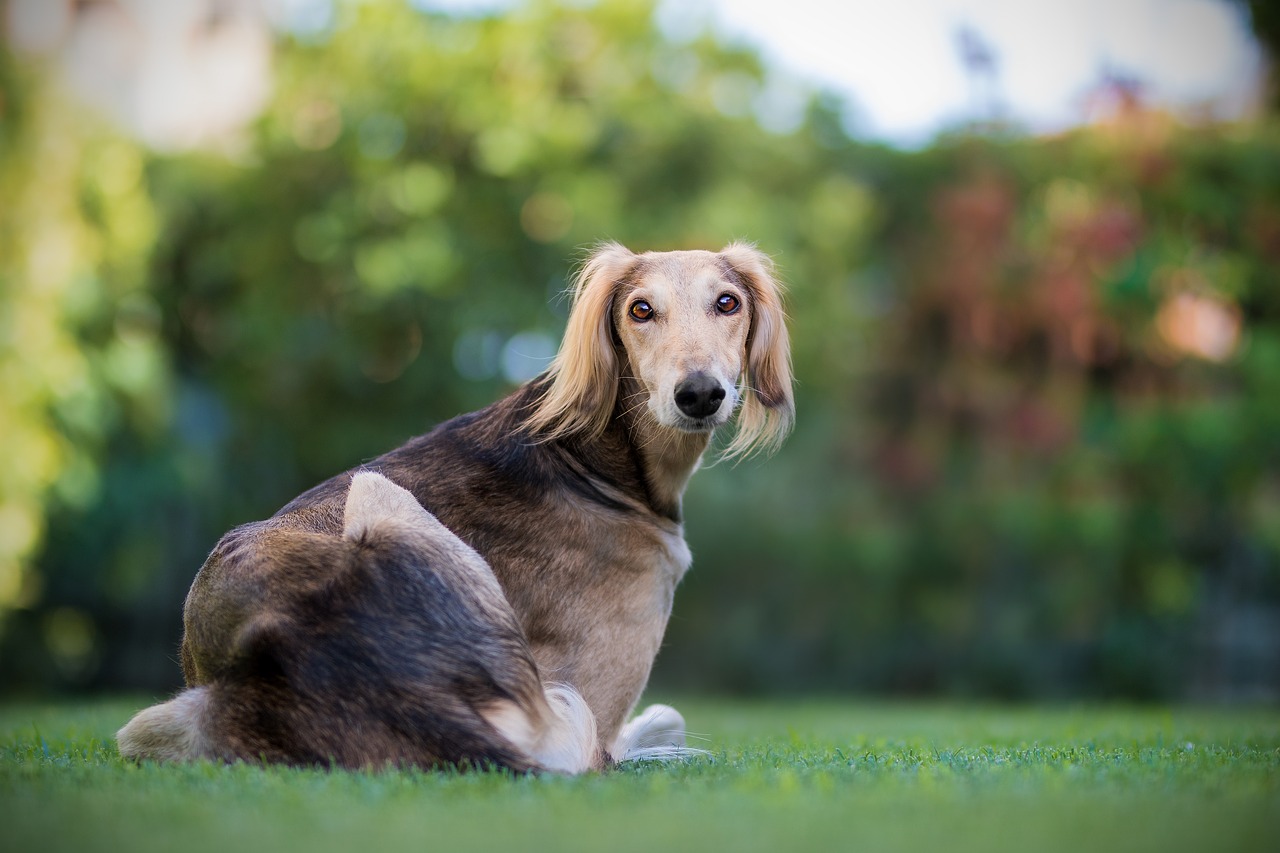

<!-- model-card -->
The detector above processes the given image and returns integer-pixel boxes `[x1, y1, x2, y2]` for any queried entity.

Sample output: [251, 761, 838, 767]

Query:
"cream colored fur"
[117, 686, 214, 763]
[526, 241, 794, 459]
[611, 703, 707, 762]
[481, 683, 599, 775]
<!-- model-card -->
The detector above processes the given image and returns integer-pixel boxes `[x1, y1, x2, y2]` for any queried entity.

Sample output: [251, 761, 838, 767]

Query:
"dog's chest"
[510, 509, 691, 736]
[557, 508, 692, 600]
[601, 522, 692, 622]
[479, 500, 693, 640]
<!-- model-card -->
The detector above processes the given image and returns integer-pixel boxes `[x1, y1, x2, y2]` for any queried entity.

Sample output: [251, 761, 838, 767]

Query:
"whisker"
[619, 397, 650, 420]
[632, 728, 712, 745]
[617, 745, 712, 763]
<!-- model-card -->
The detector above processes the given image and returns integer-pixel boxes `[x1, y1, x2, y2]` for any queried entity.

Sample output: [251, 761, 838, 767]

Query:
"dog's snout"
[674, 373, 726, 419]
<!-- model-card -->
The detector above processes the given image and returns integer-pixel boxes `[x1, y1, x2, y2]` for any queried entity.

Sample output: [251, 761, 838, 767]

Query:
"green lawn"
[2, 697, 1277, 853]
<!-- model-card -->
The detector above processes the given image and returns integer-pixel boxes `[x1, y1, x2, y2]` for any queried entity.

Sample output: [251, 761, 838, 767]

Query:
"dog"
[118, 242, 794, 773]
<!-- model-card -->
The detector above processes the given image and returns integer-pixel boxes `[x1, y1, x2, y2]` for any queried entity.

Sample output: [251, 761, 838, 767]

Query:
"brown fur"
[118, 243, 793, 772]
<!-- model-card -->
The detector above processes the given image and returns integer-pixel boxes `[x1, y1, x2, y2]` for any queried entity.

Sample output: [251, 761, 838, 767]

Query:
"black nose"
[674, 373, 726, 419]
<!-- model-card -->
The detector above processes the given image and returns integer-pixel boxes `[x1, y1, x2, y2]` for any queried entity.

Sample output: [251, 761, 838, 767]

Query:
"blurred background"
[0, 0, 1277, 703]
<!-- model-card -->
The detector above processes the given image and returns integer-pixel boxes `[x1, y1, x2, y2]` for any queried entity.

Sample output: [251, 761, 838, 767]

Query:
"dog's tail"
[118, 471, 600, 773]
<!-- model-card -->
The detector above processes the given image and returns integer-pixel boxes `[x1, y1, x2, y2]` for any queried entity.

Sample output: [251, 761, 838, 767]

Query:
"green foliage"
[0, 49, 170, 662]
[2, 698, 1277, 853]
[670, 122, 1280, 700]
[0, 0, 1278, 699]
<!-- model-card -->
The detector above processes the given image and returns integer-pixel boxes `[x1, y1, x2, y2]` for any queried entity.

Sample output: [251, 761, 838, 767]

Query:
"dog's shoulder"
[268, 378, 667, 551]
[371, 380, 653, 518]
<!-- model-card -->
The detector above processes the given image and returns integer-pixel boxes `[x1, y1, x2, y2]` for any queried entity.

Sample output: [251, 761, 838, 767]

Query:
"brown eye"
[629, 300, 654, 322]
[716, 293, 741, 315]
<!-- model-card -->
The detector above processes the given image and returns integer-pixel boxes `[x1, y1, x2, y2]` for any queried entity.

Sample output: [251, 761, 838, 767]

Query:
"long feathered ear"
[524, 242, 638, 440]
[719, 242, 795, 458]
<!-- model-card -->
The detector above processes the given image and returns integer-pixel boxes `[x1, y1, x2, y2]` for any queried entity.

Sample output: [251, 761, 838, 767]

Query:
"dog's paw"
[612, 703, 706, 763]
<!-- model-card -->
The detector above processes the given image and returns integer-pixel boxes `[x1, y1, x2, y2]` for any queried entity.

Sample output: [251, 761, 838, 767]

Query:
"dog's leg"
[117, 686, 215, 762]
[611, 703, 702, 762]
[480, 683, 599, 774]
[122, 472, 601, 772]
[348, 471, 601, 773]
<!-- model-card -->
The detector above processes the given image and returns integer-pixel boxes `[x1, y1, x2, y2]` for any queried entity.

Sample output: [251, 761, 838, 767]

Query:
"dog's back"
[118, 472, 599, 773]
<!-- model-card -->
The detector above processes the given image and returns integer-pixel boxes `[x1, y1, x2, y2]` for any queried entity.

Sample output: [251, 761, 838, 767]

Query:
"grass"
[2, 697, 1277, 853]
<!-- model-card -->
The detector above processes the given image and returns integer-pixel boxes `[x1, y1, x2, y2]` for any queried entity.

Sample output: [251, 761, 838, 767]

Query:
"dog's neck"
[613, 372, 710, 521]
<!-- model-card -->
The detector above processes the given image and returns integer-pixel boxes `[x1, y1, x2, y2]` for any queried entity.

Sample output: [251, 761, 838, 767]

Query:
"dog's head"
[526, 242, 794, 457]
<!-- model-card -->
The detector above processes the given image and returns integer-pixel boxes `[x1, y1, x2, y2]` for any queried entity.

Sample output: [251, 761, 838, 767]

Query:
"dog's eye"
[715, 293, 741, 315]
[629, 300, 654, 322]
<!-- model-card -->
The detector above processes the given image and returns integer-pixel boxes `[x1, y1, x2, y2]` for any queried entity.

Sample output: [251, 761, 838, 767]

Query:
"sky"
[423, 0, 1265, 146]
[13, 0, 1261, 148]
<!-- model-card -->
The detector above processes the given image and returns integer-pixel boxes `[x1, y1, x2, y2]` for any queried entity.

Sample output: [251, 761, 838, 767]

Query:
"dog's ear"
[719, 242, 795, 457]
[525, 242, 637, 440]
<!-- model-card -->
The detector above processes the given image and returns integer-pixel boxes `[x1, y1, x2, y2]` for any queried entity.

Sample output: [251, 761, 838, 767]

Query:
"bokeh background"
[1, 0, 1277, 703]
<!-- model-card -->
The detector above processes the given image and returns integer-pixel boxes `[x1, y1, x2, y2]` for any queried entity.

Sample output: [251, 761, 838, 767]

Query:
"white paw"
[613, 703, 703, 762]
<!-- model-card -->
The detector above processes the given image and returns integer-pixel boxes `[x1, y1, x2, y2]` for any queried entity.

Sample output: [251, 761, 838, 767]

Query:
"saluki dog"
[118, 242, 794, 773]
